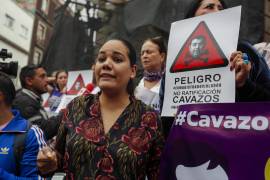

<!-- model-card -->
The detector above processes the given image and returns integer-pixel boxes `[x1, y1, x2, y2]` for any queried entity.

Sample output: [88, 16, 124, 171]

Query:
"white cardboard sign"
[161, 7, 241, 117]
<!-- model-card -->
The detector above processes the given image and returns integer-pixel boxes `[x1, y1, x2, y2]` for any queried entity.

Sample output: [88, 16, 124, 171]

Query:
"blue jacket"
[0, 110, 46, 180]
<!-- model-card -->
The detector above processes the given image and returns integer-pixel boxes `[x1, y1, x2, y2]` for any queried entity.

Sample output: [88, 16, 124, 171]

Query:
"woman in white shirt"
[135, 36, 166, 112]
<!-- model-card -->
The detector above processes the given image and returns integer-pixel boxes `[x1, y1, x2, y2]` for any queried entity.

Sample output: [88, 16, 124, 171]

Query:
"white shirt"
[135, 78, 161, 112]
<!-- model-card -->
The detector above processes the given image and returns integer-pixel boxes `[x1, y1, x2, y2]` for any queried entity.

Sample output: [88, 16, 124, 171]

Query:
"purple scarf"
[143, 70, 163, 82]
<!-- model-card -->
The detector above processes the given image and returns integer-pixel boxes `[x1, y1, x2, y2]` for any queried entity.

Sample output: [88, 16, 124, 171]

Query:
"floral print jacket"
[55, 94, 164, 180]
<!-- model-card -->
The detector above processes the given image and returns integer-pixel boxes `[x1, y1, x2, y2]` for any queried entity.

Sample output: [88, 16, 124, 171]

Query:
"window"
[41, 0, 49, 14]
[33, 48, 43, 65]
[20, 25, 29, 38]
[4, 14, 15, 29]
[36, 21, 46, 42]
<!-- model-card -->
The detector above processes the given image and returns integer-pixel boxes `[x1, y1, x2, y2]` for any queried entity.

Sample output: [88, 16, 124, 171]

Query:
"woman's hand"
[37, 146, 58, 175]
[230, 51, 252, 88]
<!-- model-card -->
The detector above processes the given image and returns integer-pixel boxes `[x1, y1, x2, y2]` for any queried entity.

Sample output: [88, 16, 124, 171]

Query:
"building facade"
[28, 0, 65, 65]
[0, 0, 34, 73]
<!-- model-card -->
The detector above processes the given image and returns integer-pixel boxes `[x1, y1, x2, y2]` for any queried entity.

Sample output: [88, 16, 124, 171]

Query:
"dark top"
[13, 88, 60, 140]
[55, 94, 164, 179]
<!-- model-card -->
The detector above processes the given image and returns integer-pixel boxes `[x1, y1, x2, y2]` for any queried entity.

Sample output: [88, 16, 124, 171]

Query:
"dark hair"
[0, 72, 16, 106]
[55, 70, 68, 90]
[20, 64, 43, 88]
[98, 39, 137, 95]
[117, 39, 137, 95]
[144, 36, 167, 54]
[55, 70, 68, 79]
[185, 0, 228, 19]
[117, 38, 137, 66]
[143, 36, 167, 71]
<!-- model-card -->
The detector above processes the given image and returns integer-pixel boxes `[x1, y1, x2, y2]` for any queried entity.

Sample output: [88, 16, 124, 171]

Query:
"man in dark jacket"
[13, 64, 60, 140]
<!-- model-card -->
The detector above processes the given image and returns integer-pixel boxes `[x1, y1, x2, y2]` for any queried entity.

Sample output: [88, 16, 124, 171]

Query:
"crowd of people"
[0, 0, 270, 179]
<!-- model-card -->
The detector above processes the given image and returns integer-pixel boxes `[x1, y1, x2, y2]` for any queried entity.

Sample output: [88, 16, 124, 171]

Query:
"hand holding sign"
[230, 51, 251, 87]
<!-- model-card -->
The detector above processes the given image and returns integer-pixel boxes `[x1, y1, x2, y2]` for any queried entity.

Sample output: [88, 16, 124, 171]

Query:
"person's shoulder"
[66, 94, 96, 110]
[135, 99, 163, 135]
[71, 93, 95, 103]
[14, 89, 34, 102]
[15, 88, 27, 96]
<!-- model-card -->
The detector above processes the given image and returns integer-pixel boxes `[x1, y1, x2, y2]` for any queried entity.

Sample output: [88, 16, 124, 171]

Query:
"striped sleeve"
[18, 125, 47, 179]
[31, 125, 47, 150]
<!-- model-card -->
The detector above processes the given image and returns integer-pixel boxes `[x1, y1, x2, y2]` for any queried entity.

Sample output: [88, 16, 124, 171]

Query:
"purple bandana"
[143, 70, 163, 82]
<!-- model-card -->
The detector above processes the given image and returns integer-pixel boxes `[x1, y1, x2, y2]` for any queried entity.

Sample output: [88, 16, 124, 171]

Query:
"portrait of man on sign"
[184, 35, 208, 66]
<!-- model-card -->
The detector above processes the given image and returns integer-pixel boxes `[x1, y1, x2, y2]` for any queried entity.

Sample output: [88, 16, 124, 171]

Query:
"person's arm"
[37, 100, 74, 175]
[37, 119, 67, 176]
[0, 126, 46, 180]
[231, 51, 270, 101]
[146, 113, 165, 179]
[235, 41, 270, 101]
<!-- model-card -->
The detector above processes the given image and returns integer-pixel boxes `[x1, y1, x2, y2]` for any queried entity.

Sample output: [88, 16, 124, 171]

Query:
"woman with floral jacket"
[37, 39, 164, 179]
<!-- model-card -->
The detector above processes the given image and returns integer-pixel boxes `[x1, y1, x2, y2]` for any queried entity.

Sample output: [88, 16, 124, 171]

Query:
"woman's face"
[141, 40, 165, 72]
[56, 71, 68, 87]
[195, 0, 224, 17]
[95, 40, 136, 94]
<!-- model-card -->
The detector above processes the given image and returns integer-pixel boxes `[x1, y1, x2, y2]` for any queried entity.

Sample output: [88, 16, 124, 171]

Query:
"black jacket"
[12, 88, 60, 140]
[236, 41, 270, 101]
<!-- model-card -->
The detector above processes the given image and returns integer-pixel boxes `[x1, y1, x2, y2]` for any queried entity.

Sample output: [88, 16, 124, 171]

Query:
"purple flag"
[160, 102, 270, 180]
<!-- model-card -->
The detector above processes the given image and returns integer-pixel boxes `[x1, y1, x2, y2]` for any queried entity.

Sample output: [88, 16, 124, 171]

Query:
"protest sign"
[162, 7, 241, 116]
[67, 70, 93, 95]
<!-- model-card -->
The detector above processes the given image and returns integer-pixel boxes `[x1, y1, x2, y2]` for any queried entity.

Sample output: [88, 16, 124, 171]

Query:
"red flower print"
[89, 102, 99, 117]
[96, 175, 116, 180]
[97, 154, 114, 173]
[141, 112, 158, 130]
[75, 118, 103, 142]
[121, 127, 151, 155]
[61, 109, 73, 128]
[96, 145, 107, 152]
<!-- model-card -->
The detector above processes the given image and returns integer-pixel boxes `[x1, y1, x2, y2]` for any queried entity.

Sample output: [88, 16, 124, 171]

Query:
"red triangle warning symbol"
[170, 21, 228, 73]
[68, 74, 85, 95]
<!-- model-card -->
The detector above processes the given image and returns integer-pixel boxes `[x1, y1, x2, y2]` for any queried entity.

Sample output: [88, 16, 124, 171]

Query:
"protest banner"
[162, 7, 241, 117]
[67, 70, 93, 95]
[160, 102, 270, 180]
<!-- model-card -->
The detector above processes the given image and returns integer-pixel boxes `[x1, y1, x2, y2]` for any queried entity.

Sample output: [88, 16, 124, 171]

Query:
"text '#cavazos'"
[175, 111, 270, 131]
